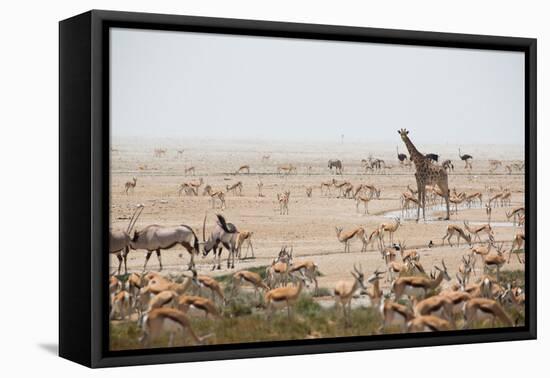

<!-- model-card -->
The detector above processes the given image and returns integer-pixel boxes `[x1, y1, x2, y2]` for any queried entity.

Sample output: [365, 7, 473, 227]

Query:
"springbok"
[110, 290, 132, 320]
[124, 177, 137, 195]
[320, 180, 333, 196]
[407, 315, 452, 332]
[482, 243, 506, 281]
[140, 308, 208, 347]
[195, 276, 225, 307]
[231, 270, 269, 302]
[289, 260, 319, 295]
[277, 191, 290, 215]
[226, 181, 243, 196]
[464, 221, 494, 243]
[184, 166, 196, 176]
[464, 192, 483, 208]
[392, 260, 450, 300]
[463, 298, 513, 329]
[265, 274, 305, 319]
[457, 255, 476, 285]
[355, 195, 371, 214]
[235, 231, 254, 260]
[153, 148, 167, 157]
[187, 177, 203, 192]
[365, 268, 385, 307]
[335, 226, 368, 253]
[130, 223, 200, 271]
[506, 206, 525, 226]
[177, 295, 221, 318]
[378, 217, 400, 247]
[509, 231, 525, 263]
[489, 159, 502, 172]
[413, 295, 454, 325]
[334, 264, 366, 325]
[235, 165, 250, 174]
[109, 204, 144, 274]
[204, 186, 226, 209]
[442, 224, 471, 247]
[379, 295, 414, 333]
[265, 247, 293, 288]
[277, 164, 296, 175]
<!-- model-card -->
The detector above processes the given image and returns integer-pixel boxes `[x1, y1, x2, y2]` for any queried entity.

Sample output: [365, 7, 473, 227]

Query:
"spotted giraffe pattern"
[398, 129, 450, 221]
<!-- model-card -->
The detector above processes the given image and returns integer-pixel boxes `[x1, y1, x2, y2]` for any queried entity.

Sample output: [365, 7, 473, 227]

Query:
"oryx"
[202, 213, 239, 270]
[130, 222, 200, 272]
[109, 204, 144, 274]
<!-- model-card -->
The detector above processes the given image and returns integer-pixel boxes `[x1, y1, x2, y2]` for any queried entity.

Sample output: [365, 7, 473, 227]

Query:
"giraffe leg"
[415, 179, 422, 222]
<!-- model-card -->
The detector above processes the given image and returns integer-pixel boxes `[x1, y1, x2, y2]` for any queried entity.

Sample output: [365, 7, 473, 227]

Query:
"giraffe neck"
[402, 136, 424, 165]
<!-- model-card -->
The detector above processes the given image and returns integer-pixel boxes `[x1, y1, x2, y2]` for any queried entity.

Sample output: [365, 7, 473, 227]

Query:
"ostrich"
[425, 153, 439, 162]
[459, 148, 473, 169]
[396, 146, 407, 164]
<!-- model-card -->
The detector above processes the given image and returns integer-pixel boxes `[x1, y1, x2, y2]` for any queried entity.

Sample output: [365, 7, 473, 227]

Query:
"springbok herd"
[110, 133, 525, 349]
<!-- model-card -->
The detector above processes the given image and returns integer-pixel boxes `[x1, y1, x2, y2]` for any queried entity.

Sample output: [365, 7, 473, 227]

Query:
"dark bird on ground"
[396, 146, 408, 162]
[425, 153, 439, 162]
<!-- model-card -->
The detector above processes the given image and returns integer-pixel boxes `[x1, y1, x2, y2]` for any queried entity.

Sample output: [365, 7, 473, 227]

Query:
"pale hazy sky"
[110, 28, 525, 145]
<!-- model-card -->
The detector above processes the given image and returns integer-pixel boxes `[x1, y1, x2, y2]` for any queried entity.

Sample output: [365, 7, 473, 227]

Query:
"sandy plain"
[110, 137, 525, 294]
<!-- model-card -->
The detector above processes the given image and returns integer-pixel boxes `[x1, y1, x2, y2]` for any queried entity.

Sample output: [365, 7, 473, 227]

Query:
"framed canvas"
[59, 10, 537, 368]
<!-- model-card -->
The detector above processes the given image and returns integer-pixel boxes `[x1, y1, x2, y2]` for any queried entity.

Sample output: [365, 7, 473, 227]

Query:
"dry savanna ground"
[109, 138, 525, 350]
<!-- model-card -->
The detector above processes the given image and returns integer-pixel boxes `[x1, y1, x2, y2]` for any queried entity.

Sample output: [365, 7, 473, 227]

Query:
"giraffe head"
[398, 128, 409, 141]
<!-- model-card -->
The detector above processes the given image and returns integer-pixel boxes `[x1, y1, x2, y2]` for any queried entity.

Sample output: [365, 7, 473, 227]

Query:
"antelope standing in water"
[124, 176, 137, 195]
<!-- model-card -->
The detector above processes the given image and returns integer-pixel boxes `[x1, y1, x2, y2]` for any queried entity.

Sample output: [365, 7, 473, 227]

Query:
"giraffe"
[398, 129, 450, 221]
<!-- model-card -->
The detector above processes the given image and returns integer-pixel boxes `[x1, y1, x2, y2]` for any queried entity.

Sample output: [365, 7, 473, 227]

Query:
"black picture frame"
[59, 9, 537, 368]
